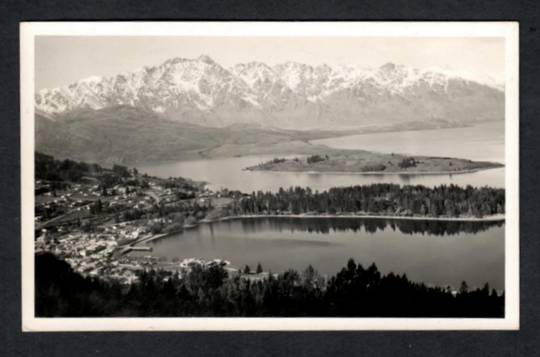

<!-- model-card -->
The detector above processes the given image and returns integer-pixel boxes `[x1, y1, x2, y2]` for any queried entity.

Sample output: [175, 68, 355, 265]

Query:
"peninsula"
[245, 152, 503, 175]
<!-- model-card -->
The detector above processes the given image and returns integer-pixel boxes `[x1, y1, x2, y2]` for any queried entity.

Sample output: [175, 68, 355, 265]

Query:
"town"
[35, 152, 505, 286]
[34, 152, 248, 285]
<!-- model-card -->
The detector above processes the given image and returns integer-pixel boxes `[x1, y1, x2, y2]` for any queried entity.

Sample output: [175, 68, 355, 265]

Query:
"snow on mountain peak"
[422, 66, 505, 90]
[79, 75, 103, 84]
[35, 56, 504, 127]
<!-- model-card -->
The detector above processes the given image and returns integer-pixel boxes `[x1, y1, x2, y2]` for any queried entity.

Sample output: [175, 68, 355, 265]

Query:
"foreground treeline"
[36, 253, 504, 317]
[231, 184, 505, 218]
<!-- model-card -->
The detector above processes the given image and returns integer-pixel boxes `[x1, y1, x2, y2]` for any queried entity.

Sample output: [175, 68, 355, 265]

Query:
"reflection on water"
[237, 217, 504, 236]
[145, 217, 505, 290]
[138, 123, 506, 290]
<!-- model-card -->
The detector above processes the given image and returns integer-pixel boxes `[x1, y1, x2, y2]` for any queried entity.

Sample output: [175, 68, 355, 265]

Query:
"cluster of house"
[34, 182, 99, 223]
[35, 180, 151, 221]
[36, 220, 278, 285]
[101, 223, 147, 245]
[35, 231, 135, 282]
[35, 225, 241, 285]
[33, 176, 251, 285]
[35, 211, 166, 282]
[35, 202, 236, 281]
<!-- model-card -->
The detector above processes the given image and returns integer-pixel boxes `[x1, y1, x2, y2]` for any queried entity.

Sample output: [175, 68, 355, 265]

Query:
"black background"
[1, 1, 539, 356]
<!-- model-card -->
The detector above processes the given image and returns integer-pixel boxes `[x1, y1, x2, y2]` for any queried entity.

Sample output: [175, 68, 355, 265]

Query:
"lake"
[145, 217, 505, 290]
[314, 121, 505, 163]
[138, 123, 505, 290]
[139, 121, 505, 191]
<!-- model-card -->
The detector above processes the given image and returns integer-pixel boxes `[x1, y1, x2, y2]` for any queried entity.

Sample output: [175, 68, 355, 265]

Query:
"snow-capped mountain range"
[35, 55, 504, 129]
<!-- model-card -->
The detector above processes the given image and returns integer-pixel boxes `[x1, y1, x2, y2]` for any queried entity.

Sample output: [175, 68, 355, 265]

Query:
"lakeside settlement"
[35, 152, 505, 286]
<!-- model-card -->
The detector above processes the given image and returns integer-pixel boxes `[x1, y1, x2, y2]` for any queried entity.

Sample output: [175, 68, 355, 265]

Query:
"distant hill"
[35, 56, 504, 130]
[35, 105, 345, 165]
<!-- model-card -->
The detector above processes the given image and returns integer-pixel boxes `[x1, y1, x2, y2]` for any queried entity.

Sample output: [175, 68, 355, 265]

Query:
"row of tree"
[36, 152, 104, 182]
[35, 253, 503, 317]
[230, 184, 504, 218]
[35, 152, 134, 188]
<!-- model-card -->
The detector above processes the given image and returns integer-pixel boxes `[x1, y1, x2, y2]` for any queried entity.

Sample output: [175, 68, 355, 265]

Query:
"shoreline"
[200, 213, 506, 224]
[131, 213, 504, 248]
[245, 166, 503, 176]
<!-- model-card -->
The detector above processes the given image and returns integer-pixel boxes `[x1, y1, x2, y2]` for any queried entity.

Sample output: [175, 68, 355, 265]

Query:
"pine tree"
[256, 262, 263, 274]
[459, 281, 469, 294]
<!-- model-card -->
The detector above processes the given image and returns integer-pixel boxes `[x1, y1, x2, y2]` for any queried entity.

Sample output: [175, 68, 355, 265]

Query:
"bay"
[146, 217, 505, 290]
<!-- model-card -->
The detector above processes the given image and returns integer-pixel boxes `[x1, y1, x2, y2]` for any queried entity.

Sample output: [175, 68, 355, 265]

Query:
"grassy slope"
[36, 106, 346, 165]
[36, 106, 503, 173]
[245, 152, 503, 174]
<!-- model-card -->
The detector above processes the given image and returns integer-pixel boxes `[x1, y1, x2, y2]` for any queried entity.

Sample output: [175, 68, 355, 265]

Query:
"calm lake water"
[139, 121, 505, 191]
[138, 123, 505, 288]
[314, 121, 505, 163]
[146, 217, 505, 290]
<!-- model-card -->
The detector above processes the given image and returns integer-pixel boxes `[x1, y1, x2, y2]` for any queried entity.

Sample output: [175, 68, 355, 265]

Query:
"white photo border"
[20, 21, 520, 331]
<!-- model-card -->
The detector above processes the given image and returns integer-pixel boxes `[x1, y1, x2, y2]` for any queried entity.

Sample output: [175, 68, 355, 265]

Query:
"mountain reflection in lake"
[144, 217, 504, 290]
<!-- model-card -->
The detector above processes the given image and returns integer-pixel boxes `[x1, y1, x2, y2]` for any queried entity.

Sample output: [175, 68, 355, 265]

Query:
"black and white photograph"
[20, 22, 519, 330]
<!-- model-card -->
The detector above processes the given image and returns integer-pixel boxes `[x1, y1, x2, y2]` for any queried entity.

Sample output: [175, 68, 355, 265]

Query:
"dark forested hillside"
[35, 253, 504, 317]
[231, 184, 505, 218]
[35, 151, 105, 182]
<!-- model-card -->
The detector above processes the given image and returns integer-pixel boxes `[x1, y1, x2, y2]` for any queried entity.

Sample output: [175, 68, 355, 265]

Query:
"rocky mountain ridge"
[36, 55, 504, 129]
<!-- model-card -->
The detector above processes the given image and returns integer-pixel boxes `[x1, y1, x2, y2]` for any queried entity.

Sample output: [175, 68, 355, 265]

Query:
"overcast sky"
[35, 36, 505, 90]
